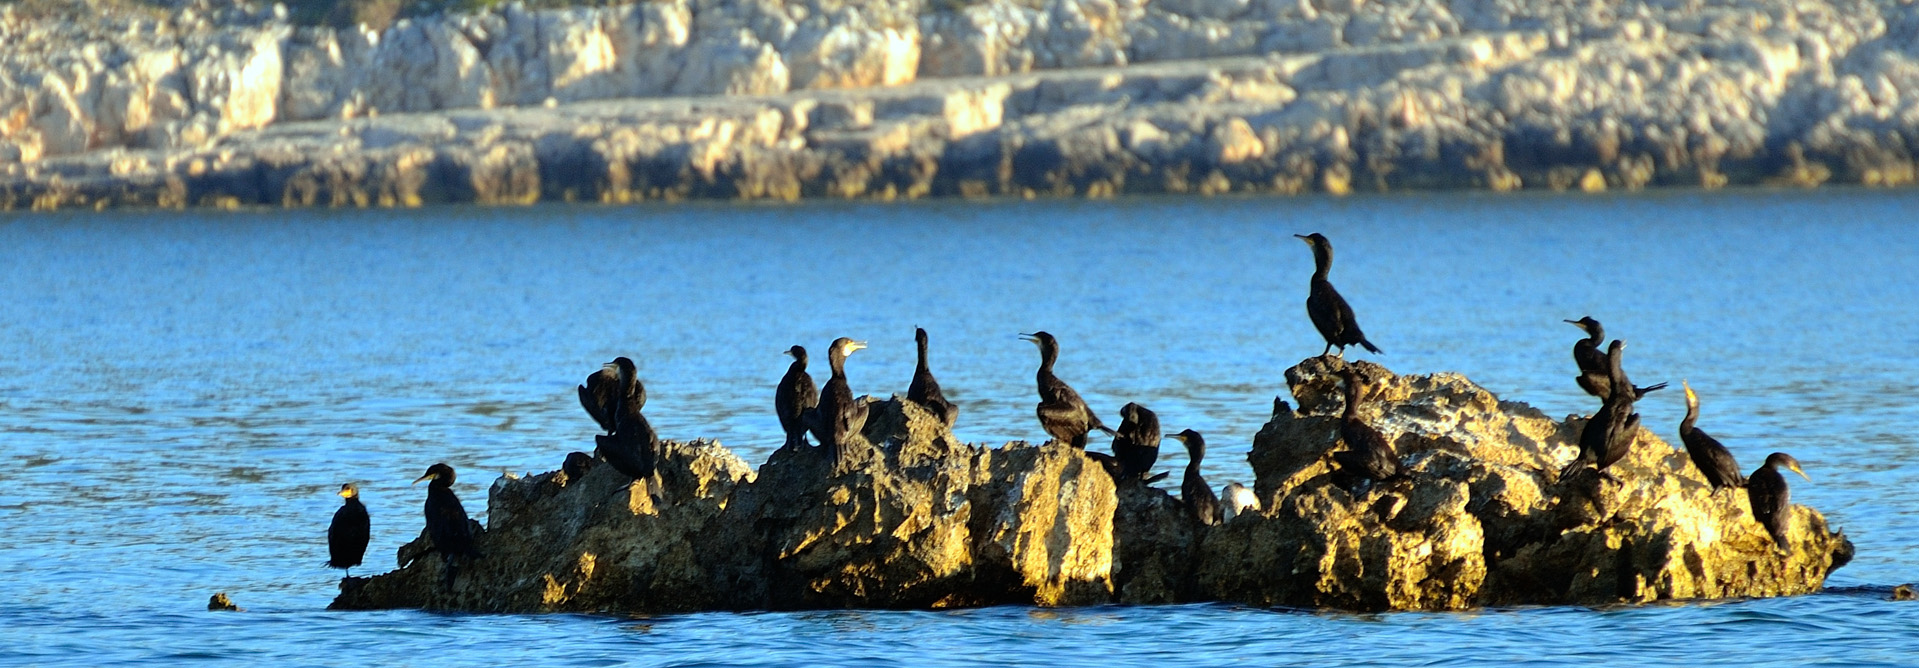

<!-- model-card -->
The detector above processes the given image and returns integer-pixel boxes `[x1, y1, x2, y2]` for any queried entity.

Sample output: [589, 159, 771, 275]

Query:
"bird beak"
[849, 341, 868, 353]
[1789, 462, 1810, 481]
[338, 488, 352, 498]
[602, 363, 617, 371]
[1019, 333, 1038, 344]
[1562, 319, 1579, 325]
[1165, 433, 1185, 443]
[1293, 234, 1310, 243]
[412, 474, 431, 485]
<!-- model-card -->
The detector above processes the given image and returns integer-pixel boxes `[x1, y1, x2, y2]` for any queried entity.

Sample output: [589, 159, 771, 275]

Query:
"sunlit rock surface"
[333, 359, 1851, 613]
[6, 0, 1919, 208]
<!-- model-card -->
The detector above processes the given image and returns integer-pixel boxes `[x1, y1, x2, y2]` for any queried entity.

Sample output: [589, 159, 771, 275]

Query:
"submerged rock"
[334, 360, 1852, 613]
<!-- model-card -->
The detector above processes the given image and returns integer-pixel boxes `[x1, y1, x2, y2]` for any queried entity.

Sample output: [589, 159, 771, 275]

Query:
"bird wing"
[579, 370, 617, 433]
[1184, 473, 1223, 526]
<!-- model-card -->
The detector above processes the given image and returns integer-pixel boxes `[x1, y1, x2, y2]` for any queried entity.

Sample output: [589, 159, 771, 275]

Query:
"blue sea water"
[1, 189, 1915, 665]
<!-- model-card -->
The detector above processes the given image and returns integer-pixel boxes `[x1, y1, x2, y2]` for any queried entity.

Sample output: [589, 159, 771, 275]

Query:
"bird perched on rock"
[1565, 317, 1666, 400]
[1295, 233, 1381, 358]
[1330, 367, 1400, 486]
[327, 483, 369, 577]
[596, 358, 659, 481]
[1561, 340, 1641, 481]
[414, 463, 479, 591]
[1170, 429, 1222, 526]
[579, 357, 645, 434]
[1222, 482, 1259, 522]
[776, 345, 819, 450]
[906, 327, 958, 428]
[1020, 331, 1116, 448]
[808, 337, 869, 464]
[1678, 380, 1745, 493]
[1110, 402, 1162, 482]
[561, 451, 595, 483]
[1748, 452, 1810, 550]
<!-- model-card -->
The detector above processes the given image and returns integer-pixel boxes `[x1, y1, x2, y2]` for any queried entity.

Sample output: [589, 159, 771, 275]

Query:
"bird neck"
[1342, 382, 1361, 420]
[788, 358, 807, 376]
[1311, 245, 1333, 280]
[1586, 328, 1603, 346]
[1681, 401, 1698, 432]
[1037, 344, 1057, 376]
[916, 338, 930, 373]
[830, 350, 848, 378]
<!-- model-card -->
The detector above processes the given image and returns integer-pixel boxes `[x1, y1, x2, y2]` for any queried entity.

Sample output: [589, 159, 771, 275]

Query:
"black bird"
[1295, 233, 1381, 358]
[326, 483, 369, 577]
[776, 345, 819, 449]
[413, 463, 479, 589]
[1110, 402, 1162, 481]
[1170, 429, 1222, 526]
[1561, 340, 1640, 480]
[561, 451, 595, 482]
[1679, 381, 1746, 492]
[1565, 318, 1666, 400]
[580, 357, 645, 434]
[595, 357, 659, 480]
[1330, 368, 1400, 484]
[1020, 331, 1117, 448]
[1747, 452, 1809, 549]
[809, 337, 869, 462]
[907, 327, 958, 428]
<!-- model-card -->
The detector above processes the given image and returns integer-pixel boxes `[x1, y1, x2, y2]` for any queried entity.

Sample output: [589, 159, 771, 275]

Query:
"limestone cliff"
[5, 0, 1919, 207]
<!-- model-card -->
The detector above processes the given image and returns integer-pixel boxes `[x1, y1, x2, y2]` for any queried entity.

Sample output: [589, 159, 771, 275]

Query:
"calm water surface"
[2, 190, 1916, 665]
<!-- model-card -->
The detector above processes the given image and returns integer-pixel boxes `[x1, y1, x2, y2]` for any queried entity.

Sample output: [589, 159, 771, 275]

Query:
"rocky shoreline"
[3, 0, 1918, 210]
[331, 358, 1852, 614]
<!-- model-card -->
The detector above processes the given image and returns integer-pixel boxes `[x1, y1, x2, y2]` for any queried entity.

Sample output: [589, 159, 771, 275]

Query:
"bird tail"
[1637, 382, 1670, 395]
[1360, 339, 1382, 354]
[1143, 471, 1170, 484]
[1096, 425, 1119, 437]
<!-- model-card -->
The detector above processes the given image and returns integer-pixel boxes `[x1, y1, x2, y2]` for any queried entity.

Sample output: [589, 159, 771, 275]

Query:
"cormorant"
[327, 483, 369, 577]
[776, 345, 819, 449]
[1560, 340, 1640, 480]
[1679, 381, 1746, 492]
[413, 463, 479, 589]
[809, 337, 869, 462]
[907, 327, 958, 428]
[1565, 318, 1666, 400]
[580, 357, 645, 434]
[1747, 452, 1809, 549]
[1295, 233, 1381, 358]
[561, 451, 595, 482]
[1020, 331, 1117, 448]
[1110, 402, 1161, 481]
[595, 357, 659, 480]
[1170, 429, 1222, 526]
[1330, 367, 1400, 484]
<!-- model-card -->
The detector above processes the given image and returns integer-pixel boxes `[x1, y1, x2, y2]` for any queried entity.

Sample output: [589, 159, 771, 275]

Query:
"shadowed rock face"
[333, 361, 1852, 614]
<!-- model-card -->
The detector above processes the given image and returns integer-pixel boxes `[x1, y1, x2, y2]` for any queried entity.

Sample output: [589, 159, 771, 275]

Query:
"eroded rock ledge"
[332, 359, 1852, 613]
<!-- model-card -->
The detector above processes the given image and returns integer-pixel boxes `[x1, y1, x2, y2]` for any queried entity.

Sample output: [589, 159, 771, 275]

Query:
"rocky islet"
[331, 357, 1852, 614]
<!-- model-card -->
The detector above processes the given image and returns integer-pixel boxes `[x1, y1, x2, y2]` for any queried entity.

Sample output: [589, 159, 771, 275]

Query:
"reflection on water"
[2, 190, 1918, 665]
